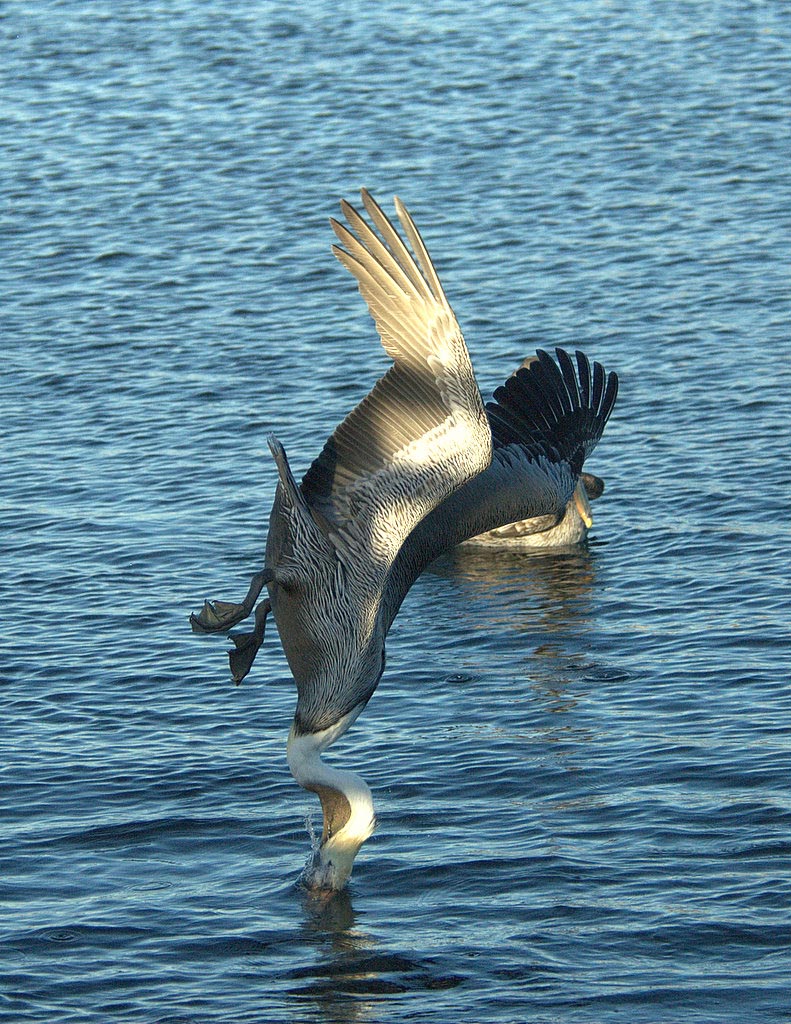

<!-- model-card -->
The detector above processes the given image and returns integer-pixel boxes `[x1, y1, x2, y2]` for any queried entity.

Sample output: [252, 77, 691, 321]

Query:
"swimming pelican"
[463, 356, 607, 548]
[190, 191, 618, 890]
[461, 471, 602, 547]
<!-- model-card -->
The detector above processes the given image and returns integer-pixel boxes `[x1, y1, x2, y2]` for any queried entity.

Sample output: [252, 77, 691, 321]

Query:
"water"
[2, 1, 791, 1021]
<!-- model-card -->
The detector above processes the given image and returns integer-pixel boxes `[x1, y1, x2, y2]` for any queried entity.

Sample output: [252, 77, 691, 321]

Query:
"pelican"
[463, 356, 607, 549]
[190, 191, 618, 890]
[461, 471, 603, 547]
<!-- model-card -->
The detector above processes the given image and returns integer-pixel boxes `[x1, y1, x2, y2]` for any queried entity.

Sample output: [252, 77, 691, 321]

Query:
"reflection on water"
[301, 885, 359, 938]
[430, 542, 602, 710]
[293, 887, 377, 1023]
[431, 542, 598, 637]
[414, 543, 605, 762]
[291, 886, 462, 1022]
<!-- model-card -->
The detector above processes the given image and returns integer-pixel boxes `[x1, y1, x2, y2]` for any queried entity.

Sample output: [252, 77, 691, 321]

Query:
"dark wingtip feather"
[485, 347, 619, 471]
[535, 348, 573, 415]
[601, 371, 619, 427]
[556, 347, 581, 407]
[575, 350, 592, 406]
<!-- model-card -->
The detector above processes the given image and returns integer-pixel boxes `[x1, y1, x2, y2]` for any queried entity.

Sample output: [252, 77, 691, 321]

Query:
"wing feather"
[488, 348, 618, 472]
[300, 191, 491, 575]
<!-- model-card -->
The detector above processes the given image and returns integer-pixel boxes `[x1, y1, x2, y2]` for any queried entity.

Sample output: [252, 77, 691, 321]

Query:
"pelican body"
[461, 354, 607, 549]
[191, 191, 618, 890]
[461, 472, 604, 548]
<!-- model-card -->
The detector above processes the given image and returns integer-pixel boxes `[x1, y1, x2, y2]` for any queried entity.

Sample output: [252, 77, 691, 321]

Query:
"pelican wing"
[301, 191, 491, 574]
[382, 446, 577, 630]
[488, 349, 618, 471]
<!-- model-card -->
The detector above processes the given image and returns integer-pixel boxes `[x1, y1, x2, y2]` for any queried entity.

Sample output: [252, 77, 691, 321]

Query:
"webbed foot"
[228, 598, 270, 685]
[190, 599, 248, 633]
[189, 569, 271, 634]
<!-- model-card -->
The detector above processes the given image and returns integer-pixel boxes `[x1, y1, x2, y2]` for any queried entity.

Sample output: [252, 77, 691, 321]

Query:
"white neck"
[287, 706, 375, 891]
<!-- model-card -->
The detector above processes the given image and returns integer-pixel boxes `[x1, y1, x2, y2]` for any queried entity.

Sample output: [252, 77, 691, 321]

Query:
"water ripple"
[3, 1, 791, 1022]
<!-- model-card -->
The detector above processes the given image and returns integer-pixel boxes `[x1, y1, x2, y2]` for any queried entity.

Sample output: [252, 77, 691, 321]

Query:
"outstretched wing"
[487, 348, 618, 471]
[458, 348, 618, 539]
[300, 190, 491, 575]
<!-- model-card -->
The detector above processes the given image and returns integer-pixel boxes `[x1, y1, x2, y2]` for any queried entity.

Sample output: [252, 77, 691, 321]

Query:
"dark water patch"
[10, 923, 151, 952]
[286, 951, 465, 998]
[171, 933, 287, 961]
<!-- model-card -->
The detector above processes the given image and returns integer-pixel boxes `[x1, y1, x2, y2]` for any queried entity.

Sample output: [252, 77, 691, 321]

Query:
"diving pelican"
[190, 191, 618, 890]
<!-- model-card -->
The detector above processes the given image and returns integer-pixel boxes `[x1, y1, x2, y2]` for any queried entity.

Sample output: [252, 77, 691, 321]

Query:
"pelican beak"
[573, 481, 593, 529]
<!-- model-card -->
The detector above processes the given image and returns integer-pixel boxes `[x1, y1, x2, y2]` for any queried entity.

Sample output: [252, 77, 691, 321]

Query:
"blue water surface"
[2, 2, 791, 1022]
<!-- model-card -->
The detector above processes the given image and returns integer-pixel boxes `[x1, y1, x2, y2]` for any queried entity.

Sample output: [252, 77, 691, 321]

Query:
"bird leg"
[228, 597, 271, 685]
[189, 569, 271, 634]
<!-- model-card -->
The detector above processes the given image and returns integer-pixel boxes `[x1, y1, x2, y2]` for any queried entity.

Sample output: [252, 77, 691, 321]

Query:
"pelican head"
[287, 706, 376, 890]
[573, 472, 605, 530]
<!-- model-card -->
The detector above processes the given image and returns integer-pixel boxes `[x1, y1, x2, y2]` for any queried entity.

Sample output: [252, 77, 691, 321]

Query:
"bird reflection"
[300, 884, 359, 938]
[291, 887, 377, 1023]
[292, 886, 462, 1023]
[430, 541, 599, 638]
[425, 542, 603, 749]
